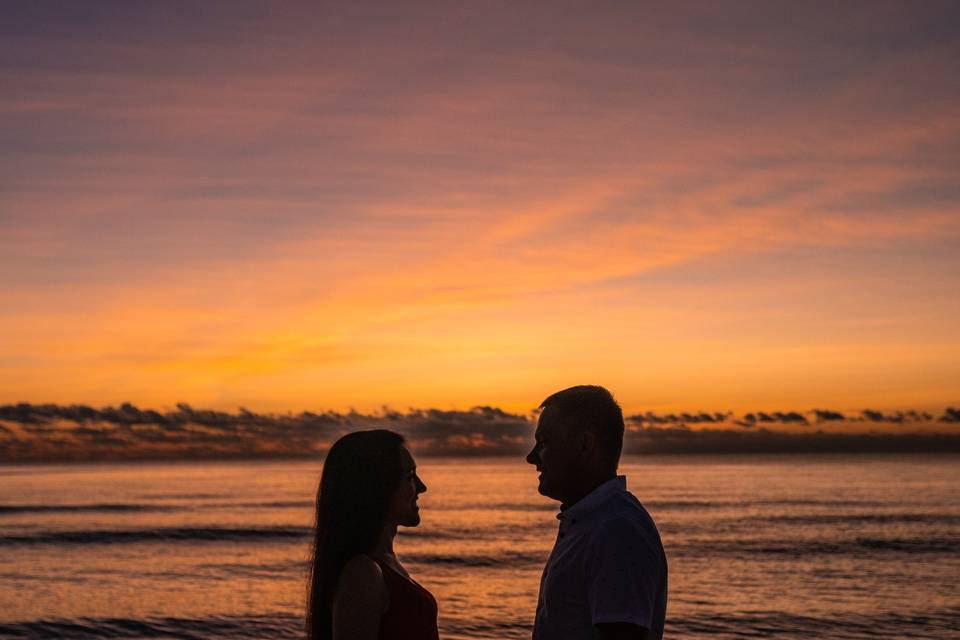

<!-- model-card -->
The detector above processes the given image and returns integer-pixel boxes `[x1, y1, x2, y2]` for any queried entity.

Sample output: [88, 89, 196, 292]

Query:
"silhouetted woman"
[307, 429, 437, 640]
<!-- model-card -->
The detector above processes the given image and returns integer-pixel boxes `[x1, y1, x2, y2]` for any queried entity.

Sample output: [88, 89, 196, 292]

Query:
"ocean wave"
[2, 609, 957, 640]
[0, 523, 531, 547]
[0, 613, 303, 639]
[0, 500, 314, 516]
[676, 536, 960, 557]
[854, 537, 959, 552]
[430, 502, 555, 512]
[754, 498, 887, 507]
[433, 498, 892, 512]
[136, 493, 225, 500]
[749, 512, 960, 526]
[397, 528, 473, 540]
[404, 550, 546, 568]
[198, 560, 308, 578]
[2, 497, 909, 518]
[646, 498, 889, 510]
[667, 609, 960, 639]
[0, 525, 310, 546]
[237, 500, 313, 509]
[205, 500, 312, 510]
[0, 503, 175, 515]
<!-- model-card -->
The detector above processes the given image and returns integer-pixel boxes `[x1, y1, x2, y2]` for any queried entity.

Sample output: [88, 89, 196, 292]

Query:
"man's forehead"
[536, 407, 566, 435]
[399, 445, 416, 469]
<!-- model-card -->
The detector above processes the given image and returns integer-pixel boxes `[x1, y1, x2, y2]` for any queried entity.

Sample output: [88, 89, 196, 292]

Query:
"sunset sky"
[2, 1, 958, 416]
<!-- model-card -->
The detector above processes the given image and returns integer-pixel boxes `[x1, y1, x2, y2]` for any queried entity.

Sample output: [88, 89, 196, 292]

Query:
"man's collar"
[557, 475, 626, 521]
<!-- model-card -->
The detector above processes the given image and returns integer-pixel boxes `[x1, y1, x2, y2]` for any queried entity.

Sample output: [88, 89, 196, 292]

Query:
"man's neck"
[560, 471, 617, 511]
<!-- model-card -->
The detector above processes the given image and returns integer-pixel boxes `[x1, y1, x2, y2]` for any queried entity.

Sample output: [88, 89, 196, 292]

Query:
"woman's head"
[306, 430, 426, 639]
[318, 430, 406, 537]
[387, 443, 428, 527]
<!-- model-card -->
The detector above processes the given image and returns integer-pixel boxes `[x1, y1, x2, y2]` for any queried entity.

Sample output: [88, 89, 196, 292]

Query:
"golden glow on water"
[1, 457, 958, 638]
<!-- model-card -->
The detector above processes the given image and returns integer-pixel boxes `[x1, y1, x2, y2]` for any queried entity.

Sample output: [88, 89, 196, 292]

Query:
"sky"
[2, 1, 959, 417]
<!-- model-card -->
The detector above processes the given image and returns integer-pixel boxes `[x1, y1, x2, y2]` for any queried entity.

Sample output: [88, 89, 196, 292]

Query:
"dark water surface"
[0, 455, 957, 639]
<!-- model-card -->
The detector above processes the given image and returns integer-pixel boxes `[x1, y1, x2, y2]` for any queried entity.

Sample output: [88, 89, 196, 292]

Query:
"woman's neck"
[374, 523, 398, 557]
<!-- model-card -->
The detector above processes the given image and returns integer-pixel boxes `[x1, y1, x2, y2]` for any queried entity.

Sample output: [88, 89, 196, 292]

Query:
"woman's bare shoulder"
[336, 555, 387, 608]
[332, 555, 389, 637]
[340, 555, 383, 584]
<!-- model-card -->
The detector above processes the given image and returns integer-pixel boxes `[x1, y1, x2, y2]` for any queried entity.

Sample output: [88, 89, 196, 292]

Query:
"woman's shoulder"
[337, 555, 388, 609]
[340, 554, 384, 586]
[344, 554, 381, 572]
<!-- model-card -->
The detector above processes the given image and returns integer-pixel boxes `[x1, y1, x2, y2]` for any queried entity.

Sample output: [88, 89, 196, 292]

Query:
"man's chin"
[537, 479, 555, 499]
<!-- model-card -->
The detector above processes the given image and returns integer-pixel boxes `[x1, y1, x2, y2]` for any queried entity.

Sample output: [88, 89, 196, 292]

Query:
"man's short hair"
[540, 385, 624, 465]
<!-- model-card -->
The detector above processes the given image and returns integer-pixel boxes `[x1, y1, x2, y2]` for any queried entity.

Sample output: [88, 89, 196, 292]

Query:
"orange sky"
[1, 2, 958, 415]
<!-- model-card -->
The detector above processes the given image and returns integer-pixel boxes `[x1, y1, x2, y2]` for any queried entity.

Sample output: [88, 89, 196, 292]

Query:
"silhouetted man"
[527, 385, 667, 640]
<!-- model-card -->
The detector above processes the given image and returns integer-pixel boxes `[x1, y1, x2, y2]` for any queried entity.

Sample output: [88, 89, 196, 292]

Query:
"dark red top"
[374, 559, 440, 640]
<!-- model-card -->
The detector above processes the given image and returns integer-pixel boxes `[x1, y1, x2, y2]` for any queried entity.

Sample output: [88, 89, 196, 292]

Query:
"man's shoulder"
[589, 493, 664, 553]
[596, 490, 658, 526]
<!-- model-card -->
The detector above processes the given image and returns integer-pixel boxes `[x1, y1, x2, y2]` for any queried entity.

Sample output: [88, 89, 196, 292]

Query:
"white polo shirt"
[533, 476, 667, 640]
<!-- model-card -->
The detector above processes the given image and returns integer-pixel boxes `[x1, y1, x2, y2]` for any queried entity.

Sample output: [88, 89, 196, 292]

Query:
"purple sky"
[2, 1, 958, 414]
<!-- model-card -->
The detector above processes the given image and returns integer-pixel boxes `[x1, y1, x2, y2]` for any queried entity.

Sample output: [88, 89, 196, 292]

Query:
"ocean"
[0, 455, 957, 639]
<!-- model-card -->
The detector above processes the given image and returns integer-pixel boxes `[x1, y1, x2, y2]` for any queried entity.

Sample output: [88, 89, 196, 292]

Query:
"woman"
[306, 429, 438, 640]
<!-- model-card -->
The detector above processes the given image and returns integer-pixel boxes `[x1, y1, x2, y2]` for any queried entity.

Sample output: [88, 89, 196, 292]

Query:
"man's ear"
[580, 429, 597, 453]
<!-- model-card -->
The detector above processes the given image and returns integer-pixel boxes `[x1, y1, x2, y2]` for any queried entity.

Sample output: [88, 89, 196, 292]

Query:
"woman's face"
[387, 446, 427, 527]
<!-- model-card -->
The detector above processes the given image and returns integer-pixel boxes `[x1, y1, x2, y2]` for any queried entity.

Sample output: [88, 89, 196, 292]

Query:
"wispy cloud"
[1, 2, 958, 412]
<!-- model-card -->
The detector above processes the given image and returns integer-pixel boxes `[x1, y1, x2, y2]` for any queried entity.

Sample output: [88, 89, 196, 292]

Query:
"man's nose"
[525, 448, 537, 465]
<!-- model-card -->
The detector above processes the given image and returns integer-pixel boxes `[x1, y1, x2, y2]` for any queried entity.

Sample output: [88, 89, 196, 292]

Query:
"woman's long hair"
[306, 429, 406, 640]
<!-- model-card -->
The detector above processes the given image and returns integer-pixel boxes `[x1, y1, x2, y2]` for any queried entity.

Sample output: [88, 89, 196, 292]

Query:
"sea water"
[0, 455, 957, 639]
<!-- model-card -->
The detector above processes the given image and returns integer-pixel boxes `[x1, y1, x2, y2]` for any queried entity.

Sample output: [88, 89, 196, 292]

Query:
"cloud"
[631, 411, 730, 426]
[629, 410, 808, 427]
[0, 402, 531, 462]
[1, 2, 958, 417]
[774, 411, 808, 424]
[814, 409, 847, 422]
[624, 426, 960, 455]
[860, 409, 937, 424]
[1, 402, 957, 463]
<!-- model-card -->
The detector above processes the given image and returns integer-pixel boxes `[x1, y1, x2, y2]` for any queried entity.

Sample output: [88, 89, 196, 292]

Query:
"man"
[526, 385, 667, 640]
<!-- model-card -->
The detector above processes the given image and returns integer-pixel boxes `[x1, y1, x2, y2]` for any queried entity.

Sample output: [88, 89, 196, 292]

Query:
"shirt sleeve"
[585, 516, 662, 629]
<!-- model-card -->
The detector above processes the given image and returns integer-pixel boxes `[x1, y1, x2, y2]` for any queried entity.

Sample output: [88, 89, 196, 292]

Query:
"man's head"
[525, 385, 624, 503]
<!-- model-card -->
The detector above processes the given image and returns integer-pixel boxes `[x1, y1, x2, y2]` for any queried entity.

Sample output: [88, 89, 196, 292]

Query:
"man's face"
[526, 407, 581, 502]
